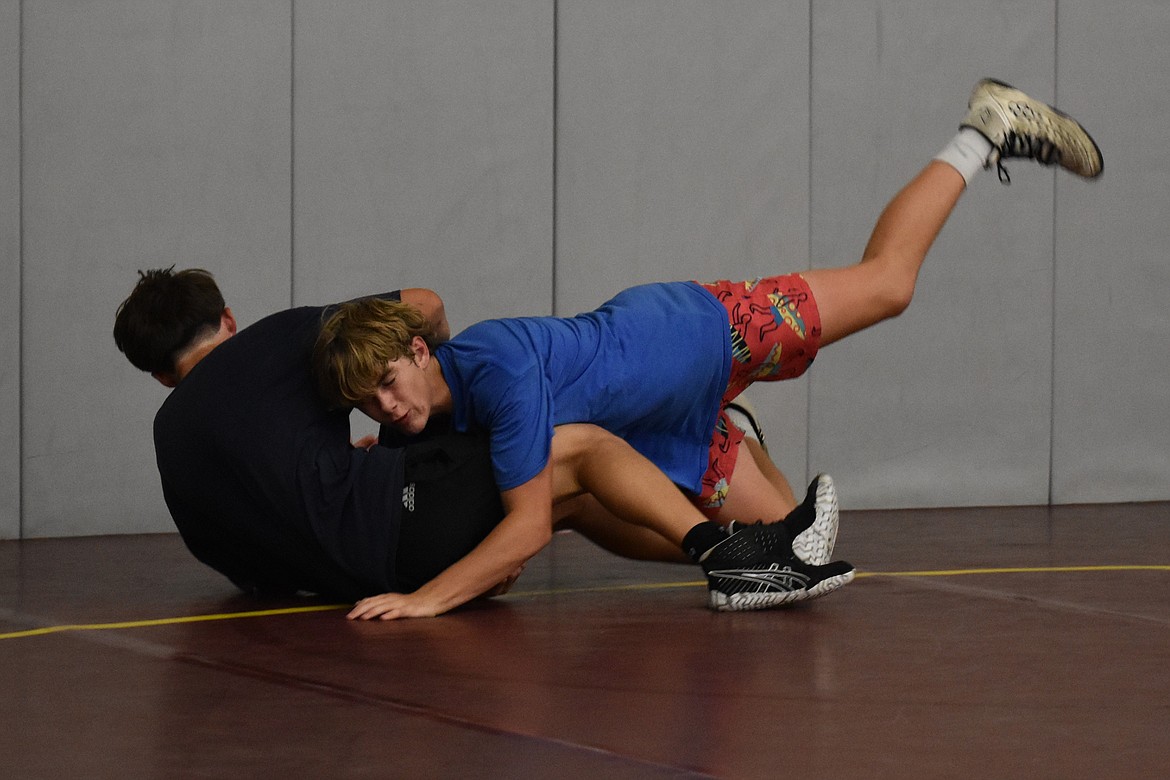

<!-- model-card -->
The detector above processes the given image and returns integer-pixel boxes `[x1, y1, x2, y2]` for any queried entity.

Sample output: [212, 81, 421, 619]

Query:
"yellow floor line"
[0, 604, 347, 641]
[863, 564, 1170, 577]
[1, 565, 1166, 641]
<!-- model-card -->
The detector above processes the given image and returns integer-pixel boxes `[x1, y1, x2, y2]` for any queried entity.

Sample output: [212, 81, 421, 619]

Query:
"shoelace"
[991, 131, 1063, 184]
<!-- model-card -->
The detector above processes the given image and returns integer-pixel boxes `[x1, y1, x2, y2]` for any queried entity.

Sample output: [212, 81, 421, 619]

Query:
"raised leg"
[802, 160, 966, 348]
[805, 77, 1103, 348]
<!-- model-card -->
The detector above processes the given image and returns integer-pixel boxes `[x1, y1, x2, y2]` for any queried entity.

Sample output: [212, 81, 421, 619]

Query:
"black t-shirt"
[152, 297, 405, 600]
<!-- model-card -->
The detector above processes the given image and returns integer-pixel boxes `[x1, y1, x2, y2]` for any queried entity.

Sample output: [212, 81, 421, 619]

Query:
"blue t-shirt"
[434, 281, 731, 494]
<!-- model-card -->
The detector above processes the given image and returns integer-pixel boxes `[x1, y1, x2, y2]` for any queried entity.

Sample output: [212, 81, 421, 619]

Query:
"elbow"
[422, 291, 450, 342]
[400, 288, 450, 342]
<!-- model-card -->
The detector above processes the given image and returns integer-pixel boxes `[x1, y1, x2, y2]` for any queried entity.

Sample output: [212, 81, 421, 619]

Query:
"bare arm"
[399, 288, 451, 343]
[347, 464, 554, 620]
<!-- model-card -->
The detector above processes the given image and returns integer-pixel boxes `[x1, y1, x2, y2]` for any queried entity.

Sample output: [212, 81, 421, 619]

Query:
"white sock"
[933, 128, 994, 185]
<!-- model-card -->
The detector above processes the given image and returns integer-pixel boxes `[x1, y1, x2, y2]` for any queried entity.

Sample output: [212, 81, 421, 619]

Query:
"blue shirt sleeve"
[435, 322, 555, 492]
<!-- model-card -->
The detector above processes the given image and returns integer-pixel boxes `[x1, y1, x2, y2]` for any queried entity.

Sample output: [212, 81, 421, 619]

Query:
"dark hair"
[113, 267, 226, 375]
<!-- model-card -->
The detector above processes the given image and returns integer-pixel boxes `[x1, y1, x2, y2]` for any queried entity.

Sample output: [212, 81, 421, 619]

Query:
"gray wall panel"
[292, 0, 554, 334]
[21, 1, 292, 537]
[557, 0, 812, 485]
[1051, 3, 1170, 503]
[5, 2, 1167, 540]
[0, 1, 18, 539]
[809, 1, 1056, 509]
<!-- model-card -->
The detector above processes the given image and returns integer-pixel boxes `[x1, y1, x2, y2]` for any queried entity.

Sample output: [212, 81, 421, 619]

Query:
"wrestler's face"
[357, 339, 433, 435]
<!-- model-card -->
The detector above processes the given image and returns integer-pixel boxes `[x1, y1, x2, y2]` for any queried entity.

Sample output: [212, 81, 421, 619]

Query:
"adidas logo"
[402, 483, 416, 512]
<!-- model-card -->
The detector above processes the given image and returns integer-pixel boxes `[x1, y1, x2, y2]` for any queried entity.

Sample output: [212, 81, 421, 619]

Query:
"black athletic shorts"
[392, 431, 505, 592]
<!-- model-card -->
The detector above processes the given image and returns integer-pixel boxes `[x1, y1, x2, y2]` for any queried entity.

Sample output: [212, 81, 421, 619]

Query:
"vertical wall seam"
[805, 0, 814, 485]
[289, 1, 296, 308]
[547, 0, 560, 584]
[1048, 1, 1059, 505]
[17, 0, 25, 538]
[551, 0, 559, 317]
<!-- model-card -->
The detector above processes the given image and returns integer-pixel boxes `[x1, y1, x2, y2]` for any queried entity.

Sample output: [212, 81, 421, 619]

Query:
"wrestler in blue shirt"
[312, 76, 1098, 618]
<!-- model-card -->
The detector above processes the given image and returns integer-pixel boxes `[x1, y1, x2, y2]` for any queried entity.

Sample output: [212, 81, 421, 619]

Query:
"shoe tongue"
[706, 526, 766, 566]
[684, 521, 731, 563]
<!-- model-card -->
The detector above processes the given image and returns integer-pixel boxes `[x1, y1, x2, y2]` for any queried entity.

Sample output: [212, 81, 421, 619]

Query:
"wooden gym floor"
[2, 502, 1168, 778]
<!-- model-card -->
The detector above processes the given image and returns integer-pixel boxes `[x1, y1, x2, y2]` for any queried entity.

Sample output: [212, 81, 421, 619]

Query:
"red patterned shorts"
[692, 274, 822, 515]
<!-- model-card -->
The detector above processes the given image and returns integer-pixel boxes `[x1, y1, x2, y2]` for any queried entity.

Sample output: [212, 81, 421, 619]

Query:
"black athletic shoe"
[729, 474, 839, 566]
[700, 526, 855, 612]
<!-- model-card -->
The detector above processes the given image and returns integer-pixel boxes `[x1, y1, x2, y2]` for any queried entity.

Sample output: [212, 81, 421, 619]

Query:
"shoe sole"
[725, 400, 767, 452]
[708, 569, 855, 612]
[966, 78, 1103, 179]
[791, 473, 839, 567]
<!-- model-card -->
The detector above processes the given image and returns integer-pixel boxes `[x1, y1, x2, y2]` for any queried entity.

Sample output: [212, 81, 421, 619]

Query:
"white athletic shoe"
[961, 78, 1103, 182]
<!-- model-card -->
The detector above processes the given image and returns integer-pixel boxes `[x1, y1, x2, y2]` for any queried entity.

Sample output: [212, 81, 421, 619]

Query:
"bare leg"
[548, 424, 709, 549]
[803, 160, 967, 347]
[550, 422, 807, 560]
[709, 440, 797, 524]
[554, 494, 691, 563]
[743, 437, 796, 509]
[722, 402, 799, 515]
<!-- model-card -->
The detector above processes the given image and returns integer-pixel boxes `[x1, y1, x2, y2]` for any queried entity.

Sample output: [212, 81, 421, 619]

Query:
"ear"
[410, 335, 431, 367]
[151, 371, 178, 389]
[222, 307, 238, 336]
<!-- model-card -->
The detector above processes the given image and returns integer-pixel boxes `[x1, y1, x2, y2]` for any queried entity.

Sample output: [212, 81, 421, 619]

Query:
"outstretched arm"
[347, 464, 554, 620]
